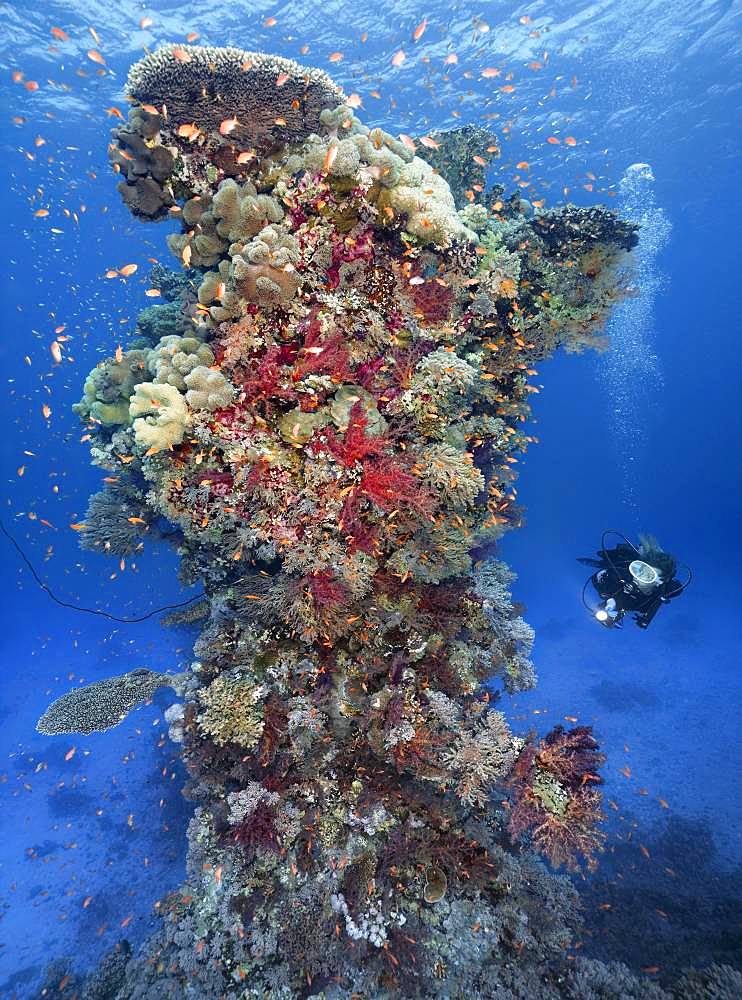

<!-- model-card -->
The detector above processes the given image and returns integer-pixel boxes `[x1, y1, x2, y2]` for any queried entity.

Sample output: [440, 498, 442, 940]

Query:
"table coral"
[36, 669, 185, 735]
[54, 46, 647, 998]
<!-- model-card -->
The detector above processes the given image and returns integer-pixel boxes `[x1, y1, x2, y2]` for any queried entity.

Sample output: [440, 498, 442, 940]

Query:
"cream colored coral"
[184, 366, 235, 411]
[149, 335, 214, 390]
[211, 178, 284, 242]
[197, 260, 242, 323]
[129, 382, 189, 452]
[387, 157, 478, 247]
[232, 225, 300, 306]
[167, 196, 227, 268]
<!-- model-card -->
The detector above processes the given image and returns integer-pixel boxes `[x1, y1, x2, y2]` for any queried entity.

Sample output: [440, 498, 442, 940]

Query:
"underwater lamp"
[594, 597, 620, 628]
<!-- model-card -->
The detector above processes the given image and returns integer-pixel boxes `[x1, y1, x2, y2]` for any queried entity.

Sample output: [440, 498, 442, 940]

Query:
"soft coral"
[508, 725, 606, 871]
[359, 457, 433, 517]
[316, 403, 388, 468]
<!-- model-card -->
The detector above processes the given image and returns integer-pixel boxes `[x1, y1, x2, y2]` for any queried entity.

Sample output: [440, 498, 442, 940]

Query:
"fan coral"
[78, 480, 154, 556]
[52, 45, 643, 999]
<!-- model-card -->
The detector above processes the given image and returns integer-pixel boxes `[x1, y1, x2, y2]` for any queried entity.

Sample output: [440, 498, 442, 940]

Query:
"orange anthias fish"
[322, 145, 339, 173]
[219, 116, 239, 136]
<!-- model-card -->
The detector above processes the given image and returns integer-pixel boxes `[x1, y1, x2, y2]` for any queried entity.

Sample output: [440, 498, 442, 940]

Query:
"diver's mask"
[628, 560, 662, 594]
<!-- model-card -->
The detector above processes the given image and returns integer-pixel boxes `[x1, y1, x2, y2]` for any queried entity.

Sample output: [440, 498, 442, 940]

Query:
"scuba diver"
[579, 530, 691, 629]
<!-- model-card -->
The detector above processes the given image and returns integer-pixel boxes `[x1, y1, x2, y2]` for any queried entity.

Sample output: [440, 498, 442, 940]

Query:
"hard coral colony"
[47, 45, 644, 997]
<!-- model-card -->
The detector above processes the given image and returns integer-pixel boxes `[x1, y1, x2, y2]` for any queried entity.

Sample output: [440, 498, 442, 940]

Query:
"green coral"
[330, 384, 387, 434]
[532, 768, 570, 817]
[132, 300, 196, 349]
[417, 125, 499, 207]
[278, 407, 330, 445]
[73, 350, 150, 426]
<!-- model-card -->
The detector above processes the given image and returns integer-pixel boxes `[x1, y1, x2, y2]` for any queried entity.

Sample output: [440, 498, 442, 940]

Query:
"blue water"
[0, 1, 740, 994]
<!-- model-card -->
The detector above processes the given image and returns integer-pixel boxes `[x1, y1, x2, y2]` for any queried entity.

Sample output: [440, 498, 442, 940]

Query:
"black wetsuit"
[581, 544, 684, 628]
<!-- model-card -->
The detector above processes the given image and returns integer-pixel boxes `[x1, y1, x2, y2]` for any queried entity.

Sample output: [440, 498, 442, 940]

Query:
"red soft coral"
[408, 276, 455, 324]
[306, 571, 350, 611]
[359, 457, 433, 517]
[291, 311, 353, 383]
[315, 403, 389, 468]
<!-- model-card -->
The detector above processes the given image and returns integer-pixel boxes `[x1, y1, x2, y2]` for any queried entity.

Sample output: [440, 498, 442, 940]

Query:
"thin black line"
[0, 517, 205, 623]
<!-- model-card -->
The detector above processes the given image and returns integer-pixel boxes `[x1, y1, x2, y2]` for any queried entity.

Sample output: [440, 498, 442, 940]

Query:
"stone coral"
[125, 44, 344, 149]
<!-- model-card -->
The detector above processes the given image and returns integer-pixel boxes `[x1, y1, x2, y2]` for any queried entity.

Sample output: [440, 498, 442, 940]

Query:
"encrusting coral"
[41, 43, 682, 999]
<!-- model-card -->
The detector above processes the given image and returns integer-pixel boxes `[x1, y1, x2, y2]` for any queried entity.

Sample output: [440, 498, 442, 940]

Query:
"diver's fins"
[577, 557, 604, 567]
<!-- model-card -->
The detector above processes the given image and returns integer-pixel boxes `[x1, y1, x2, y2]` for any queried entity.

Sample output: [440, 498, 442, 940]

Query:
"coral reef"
[48, 45, 654, 998]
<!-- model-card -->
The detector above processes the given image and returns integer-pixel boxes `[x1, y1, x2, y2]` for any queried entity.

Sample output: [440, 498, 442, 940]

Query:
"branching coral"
[56, 45, 644, 999]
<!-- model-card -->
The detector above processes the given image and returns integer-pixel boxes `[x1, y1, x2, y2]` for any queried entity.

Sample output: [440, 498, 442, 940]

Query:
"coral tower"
[52, 45, 647, 998]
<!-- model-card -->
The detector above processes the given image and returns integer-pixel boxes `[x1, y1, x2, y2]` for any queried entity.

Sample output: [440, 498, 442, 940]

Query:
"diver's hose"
[0, 517, 206, 624]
